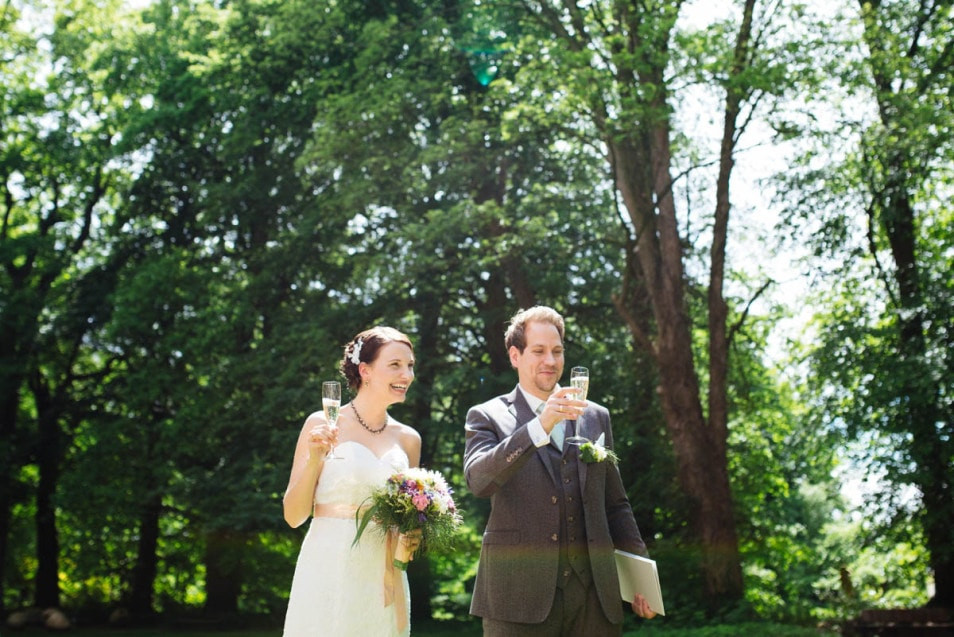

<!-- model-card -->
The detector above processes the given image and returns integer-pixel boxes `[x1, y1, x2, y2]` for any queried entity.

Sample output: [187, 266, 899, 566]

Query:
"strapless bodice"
[313, 441, 409, 508]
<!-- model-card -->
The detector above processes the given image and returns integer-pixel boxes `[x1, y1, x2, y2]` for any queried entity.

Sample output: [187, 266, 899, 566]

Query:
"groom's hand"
[540, 387, 586, 430]
[631, 593, 656, 619]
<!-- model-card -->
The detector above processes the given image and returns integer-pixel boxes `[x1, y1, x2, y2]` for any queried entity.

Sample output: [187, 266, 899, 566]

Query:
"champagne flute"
[570, 366, 589, 401]
[322, 381, 342, 460]
[565, 366, 590, 445]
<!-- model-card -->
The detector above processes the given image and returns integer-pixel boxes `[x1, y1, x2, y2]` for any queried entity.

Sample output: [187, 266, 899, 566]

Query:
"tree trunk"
[600, 0, 758, 604]
[203, 530, 241, 615]
[128, 495, 162, 616]
[475, 160, 536, 376]
[0, 392, 16, 616]
[0, 281, 43, 614]
[603, 9, 748, 591]
[861, 0, 954, 604]
[877, 168, 953, 607]
[699, 0, 757, 603]
[612, 126, 744, 603]
[32, 376, 62, 609]
[480, 269, 518, 376]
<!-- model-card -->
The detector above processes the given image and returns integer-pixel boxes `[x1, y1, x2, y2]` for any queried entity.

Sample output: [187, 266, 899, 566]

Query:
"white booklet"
[614, 549, 666, 616]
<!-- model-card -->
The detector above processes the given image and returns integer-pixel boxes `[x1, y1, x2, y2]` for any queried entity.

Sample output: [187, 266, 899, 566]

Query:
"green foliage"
[810, 518, 930, 620]
[623, 623, 838, 637]
[772, 0, 953, 609]
[424, 520, 483, 621]
[3, 0, 945, 624]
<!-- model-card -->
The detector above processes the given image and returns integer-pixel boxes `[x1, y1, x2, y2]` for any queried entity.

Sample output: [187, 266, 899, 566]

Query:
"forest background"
[1, 0, 952, 632]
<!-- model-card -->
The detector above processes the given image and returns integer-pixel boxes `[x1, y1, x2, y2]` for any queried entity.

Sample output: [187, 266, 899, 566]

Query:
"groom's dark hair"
[504, 306, 565, 352]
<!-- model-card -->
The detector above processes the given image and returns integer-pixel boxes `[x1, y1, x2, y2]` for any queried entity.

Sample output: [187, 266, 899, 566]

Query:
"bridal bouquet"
[354, 467, 462, 570]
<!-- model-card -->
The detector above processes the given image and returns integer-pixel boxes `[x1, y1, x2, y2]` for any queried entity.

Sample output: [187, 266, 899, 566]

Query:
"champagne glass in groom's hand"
[565, 366, 590, 445]
[570, 366, 589, 401]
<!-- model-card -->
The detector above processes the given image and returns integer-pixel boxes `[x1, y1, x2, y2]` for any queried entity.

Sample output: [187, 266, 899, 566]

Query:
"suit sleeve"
[463, 401, 538, 498]
[602, 411, 649, 557]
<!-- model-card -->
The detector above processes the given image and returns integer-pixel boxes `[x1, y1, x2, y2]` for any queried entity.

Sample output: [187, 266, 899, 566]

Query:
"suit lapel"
[501, 388, 523, 438]
[575, 413, 590, 490]
[510, 387, 560, 486]
[508, 388, 534, 423]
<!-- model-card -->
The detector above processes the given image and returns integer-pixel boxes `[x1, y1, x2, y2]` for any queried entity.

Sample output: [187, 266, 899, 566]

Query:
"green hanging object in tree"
[456, 11, 509, 87]
[466, 49, 500, 86]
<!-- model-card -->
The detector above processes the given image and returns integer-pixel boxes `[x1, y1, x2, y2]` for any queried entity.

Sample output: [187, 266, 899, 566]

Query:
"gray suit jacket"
[463, 386, 647, 625]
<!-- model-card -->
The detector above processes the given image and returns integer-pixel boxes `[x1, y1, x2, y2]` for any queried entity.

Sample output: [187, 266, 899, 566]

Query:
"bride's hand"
[400, 529, 423, 559]
[307, 413, 337, 458]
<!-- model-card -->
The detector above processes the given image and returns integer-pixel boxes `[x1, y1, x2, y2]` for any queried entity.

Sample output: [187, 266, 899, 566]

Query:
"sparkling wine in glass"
[566, 366, 590, 444]
[570, 366, 589, 401]
[322, 381, 342, 459]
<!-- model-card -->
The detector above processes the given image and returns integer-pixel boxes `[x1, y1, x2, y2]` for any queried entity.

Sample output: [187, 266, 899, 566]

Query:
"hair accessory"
[350, 338, 364, 365]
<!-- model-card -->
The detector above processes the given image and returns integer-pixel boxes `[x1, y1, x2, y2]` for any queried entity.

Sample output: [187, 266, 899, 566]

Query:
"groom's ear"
[507, 345, 521, 369]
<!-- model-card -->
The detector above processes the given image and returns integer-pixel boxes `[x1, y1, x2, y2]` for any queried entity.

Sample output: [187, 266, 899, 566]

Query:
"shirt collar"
[518, 384, 560, 414]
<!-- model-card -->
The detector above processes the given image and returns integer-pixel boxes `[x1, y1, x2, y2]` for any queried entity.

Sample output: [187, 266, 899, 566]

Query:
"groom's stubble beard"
[533, 368, 561, 396]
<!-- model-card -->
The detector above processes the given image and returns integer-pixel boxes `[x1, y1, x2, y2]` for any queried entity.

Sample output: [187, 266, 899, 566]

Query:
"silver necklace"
[351, 403, 388, 434]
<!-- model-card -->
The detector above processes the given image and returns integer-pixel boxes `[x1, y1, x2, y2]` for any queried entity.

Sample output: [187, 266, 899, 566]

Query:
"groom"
[464, 306, 655, 636]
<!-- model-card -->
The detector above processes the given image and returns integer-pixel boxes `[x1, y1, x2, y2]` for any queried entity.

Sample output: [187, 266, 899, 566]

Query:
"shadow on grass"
[2, 618, 484, 637]
[5, 617, 840, 637]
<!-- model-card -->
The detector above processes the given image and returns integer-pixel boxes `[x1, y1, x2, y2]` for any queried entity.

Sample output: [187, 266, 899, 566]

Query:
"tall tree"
[856, 0, 954, 606]
[115, 0, 367, 614]
[0, 2, 46, 611]
[781, 0, 953, 607]
[501, 0, 807, 606]
[0, 0, 139, 609]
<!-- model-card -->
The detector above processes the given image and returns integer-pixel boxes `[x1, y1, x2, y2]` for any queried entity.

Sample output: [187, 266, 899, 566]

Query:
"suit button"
[551, 496, 558, 504]
[551, 534, 558, 542]
[563, 569, 570, 578]
[568, 516, 574, 522]
[563, 478, 571, 484]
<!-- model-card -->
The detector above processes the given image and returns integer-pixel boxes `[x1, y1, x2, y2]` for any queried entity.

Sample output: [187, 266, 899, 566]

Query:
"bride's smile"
[362, 341, 415, 403]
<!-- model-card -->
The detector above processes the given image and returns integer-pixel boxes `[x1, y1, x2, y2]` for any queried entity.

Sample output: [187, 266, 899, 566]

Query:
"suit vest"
[545, 425, 592, 589]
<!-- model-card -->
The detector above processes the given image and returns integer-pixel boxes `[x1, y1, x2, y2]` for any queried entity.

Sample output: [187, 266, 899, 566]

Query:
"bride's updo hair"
[340, 326, 414, 392]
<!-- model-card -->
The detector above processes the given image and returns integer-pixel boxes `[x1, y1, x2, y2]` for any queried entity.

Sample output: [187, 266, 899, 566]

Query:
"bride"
[282, 326, 421, 637]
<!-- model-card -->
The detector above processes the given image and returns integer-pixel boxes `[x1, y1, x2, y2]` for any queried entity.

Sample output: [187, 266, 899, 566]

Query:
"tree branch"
[726, 278, 774, 348]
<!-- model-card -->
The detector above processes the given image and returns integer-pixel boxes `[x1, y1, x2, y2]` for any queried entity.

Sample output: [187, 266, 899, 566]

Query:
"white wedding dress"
[283, 441, 411, 637]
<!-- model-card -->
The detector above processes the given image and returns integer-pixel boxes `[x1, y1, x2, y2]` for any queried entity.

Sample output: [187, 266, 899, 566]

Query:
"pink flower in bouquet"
[412, 492, 429, 511]
[354, 467, 463, 570]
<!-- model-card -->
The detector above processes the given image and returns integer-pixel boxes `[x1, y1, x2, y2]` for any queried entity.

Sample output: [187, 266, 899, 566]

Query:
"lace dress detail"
[283, 441, 410, 637]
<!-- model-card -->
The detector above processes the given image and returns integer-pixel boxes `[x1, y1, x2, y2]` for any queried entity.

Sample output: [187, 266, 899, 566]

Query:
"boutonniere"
[578, 433, 619, 464]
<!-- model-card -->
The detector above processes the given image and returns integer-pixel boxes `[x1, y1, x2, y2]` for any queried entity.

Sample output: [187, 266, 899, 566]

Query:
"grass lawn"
[3, 619, 840, 637]
[1, 619, 482, 637]
[621, 622, 841, 636]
